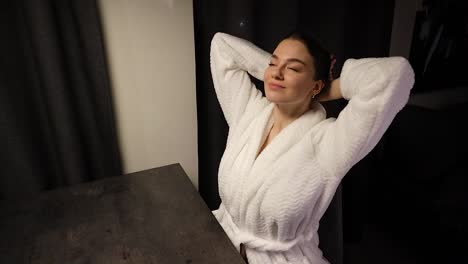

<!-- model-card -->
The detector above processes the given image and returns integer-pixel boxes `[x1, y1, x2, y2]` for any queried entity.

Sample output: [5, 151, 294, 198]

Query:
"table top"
[0, 163, 245, 264]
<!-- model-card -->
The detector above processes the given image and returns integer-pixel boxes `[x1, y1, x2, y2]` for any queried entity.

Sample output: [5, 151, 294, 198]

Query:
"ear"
[310, 80, 324, 96]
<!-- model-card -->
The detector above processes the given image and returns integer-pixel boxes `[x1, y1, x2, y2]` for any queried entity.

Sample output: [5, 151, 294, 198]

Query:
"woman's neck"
[272, 101, 311, 130]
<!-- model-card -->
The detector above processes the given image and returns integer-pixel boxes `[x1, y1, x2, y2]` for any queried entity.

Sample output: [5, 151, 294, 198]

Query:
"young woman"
[210, 31, 414, 264]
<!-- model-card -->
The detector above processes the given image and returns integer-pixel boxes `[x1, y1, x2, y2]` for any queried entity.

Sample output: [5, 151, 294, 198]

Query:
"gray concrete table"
[0, 163, 245, 264]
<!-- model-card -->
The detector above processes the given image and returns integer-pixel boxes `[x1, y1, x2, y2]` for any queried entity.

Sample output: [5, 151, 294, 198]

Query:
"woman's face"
[264, 39, 323, 106]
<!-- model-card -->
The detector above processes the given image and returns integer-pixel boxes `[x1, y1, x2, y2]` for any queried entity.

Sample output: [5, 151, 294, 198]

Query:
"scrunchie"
[329, 54, 337, 81]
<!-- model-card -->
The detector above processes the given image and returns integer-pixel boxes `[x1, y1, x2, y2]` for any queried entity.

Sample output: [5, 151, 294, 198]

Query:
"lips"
[268, 82, 285, 90]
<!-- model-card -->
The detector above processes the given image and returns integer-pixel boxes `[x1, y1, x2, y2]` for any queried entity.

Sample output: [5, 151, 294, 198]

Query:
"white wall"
[98, 0, 198, 188]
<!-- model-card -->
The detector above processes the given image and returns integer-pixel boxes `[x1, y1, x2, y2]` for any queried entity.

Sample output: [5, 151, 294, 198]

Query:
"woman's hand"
[317, 78, 343, 102]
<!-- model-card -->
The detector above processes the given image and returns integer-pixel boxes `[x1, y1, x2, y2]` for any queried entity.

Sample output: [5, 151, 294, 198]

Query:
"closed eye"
[287, 67, 299, 72]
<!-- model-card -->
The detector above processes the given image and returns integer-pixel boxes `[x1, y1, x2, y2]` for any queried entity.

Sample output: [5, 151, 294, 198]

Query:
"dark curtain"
[408, 0, 468, 93]
[194, 0, 395, 263]
[0, 0, 122, 199]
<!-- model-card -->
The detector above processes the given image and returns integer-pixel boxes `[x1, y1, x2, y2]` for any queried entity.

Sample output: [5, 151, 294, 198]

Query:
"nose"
[271, 67, 284, 80]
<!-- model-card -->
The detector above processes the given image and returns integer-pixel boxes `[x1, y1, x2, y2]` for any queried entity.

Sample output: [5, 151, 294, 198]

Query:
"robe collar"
[252, 101, 327, 167]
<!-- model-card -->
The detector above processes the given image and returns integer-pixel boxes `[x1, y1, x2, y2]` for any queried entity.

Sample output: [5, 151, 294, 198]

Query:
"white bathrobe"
[210, 32, 414, 264]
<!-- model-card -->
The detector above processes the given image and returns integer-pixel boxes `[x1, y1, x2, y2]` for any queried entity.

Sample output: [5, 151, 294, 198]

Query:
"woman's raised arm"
[210, 33, 271, 127]
[315, 57, 415, 179]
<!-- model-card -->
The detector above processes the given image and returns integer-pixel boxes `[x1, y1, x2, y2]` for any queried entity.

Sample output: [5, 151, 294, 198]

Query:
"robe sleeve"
[316, 57, 415, 179]
[210, 32, 271, 127]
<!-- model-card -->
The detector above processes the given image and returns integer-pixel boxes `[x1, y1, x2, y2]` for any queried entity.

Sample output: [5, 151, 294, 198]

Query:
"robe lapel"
[218, 103, 274, 219]
[238, 102, 327, 225]
[252, 102, 326, 171]
[219, 103, 275, 178]
[228, 103, 276, 219]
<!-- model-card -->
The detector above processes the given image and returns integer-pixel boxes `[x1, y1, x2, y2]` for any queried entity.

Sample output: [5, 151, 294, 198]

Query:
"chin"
[265, 93, 278, 102]
[265, 89, 284, 101]
[266, 94, 287, 104]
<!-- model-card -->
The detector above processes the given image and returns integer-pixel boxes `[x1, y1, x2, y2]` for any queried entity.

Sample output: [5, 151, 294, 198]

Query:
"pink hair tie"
[329, 54, 337, 81]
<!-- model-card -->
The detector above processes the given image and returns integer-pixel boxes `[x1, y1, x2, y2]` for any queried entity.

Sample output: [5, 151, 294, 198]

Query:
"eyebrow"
[271, 54, 306, 66]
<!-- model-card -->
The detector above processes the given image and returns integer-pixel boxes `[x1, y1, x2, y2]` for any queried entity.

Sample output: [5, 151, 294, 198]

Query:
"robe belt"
[219, 203, 315, 252]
